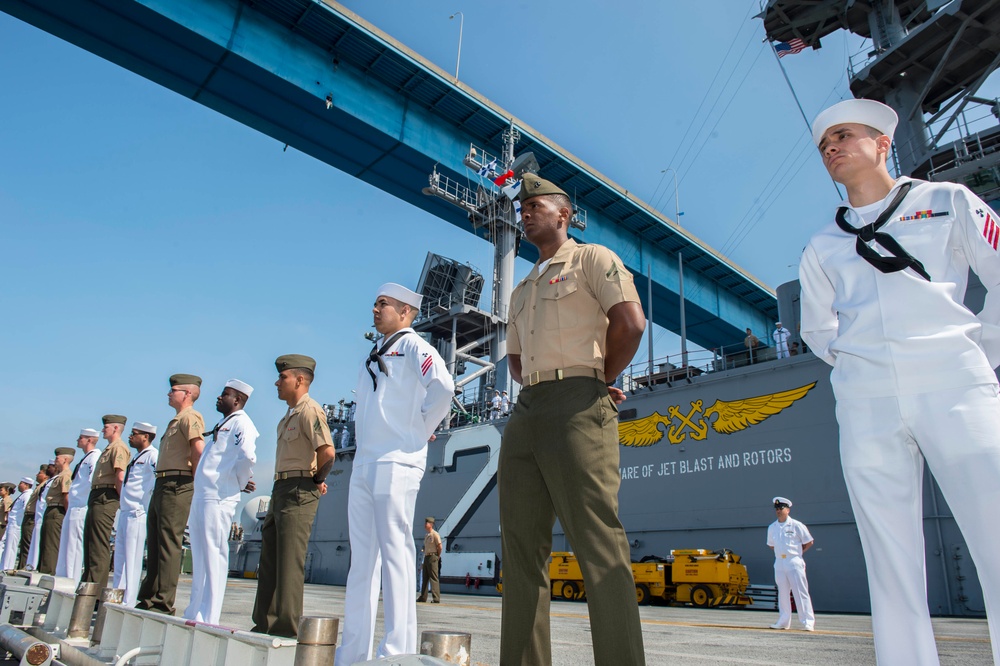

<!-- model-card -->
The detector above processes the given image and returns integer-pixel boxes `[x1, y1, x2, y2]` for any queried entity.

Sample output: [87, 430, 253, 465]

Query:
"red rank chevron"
[983, 212, 999, 250]
[421, 355, 433, 376]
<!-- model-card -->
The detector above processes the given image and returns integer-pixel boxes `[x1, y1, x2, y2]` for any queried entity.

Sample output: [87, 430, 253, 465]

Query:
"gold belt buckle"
[527, 371, 541, 386]
[556, 369, 564, 380]
[781, 554, 787, 559]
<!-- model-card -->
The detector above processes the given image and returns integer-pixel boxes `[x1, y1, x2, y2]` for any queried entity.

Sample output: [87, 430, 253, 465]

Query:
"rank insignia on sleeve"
[421, 353, 433, 376]
[983, 212, 999, 250]
[606, 264, 620, 278]
[313, 418, 324, 434]
[898, 210, 948, 221]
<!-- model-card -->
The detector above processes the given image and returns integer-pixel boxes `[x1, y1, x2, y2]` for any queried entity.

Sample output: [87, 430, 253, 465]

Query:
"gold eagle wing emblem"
[618, 412, 673, 447]
[703, 382, 817, 434]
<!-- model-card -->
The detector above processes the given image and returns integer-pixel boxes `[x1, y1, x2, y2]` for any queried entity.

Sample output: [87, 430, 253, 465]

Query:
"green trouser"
[498, 377, 646, 666]
[83, 488, 120, 589]
[137, 477, 193, 614]
[251, 477, 320, 638]
[17, 513, 35, 570]
[419, 553, 440, 601]
[38, 505, 65, 574]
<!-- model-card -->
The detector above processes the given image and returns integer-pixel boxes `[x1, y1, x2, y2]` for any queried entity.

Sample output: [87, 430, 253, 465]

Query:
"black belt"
[155, 470, 193, 479]
[274, 470, 313, 481]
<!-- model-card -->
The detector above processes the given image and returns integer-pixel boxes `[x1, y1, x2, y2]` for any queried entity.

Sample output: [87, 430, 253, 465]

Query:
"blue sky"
[1, 1, 996, 493]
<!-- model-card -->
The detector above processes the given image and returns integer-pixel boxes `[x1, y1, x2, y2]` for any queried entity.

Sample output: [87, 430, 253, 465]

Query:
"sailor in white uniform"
[766, 497, 814, 631]
[55, 428, 101, 583]
[336, 283, 455, 666]
[26, 462, 55, 570]
[113, 422, 158, 607]
[183, 379, 258, 624]
[801, 98, 1000, 665]
[772, 322, 792, 359]
[0, 478, 33, 570]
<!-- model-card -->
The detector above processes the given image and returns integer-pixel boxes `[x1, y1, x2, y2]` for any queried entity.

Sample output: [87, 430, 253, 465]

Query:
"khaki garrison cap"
[275, 354, 317, 373]
[55, 447, 76, 457]
[517, 173, 568, 201]
[170, 373, 202, 387]
[102, 414, 127, 425]
[425, 516, 436, 523]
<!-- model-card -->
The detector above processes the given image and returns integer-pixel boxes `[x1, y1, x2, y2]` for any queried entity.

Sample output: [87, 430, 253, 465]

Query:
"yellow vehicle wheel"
[561, 581, 579, 601]
[691, 584, 712, 608]
[636, 584, 651, 606]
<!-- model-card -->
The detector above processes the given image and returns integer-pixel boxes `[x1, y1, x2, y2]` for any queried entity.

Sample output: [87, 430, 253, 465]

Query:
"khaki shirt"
[423, 529, 442, 556]
[1, 495, 12, 526]
[508, 239, 640, 377]
[93, 438, 130, 486]
[276, 393, 333, 473]
[159, 407, 205, 472]
[46, 469, 72, 504]
[25, 483, 44, 515]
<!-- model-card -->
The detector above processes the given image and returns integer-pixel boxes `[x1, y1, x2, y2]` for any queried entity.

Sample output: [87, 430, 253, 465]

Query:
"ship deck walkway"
[181, 576, 991, 665]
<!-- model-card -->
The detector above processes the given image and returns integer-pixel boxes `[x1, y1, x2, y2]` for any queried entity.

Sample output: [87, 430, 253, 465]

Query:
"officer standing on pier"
[417, 517, 442, 604]
[56, 428, 101, 584]
[499, 173, 647, 665]
[37, 447, 74, 574]
[184, 379, 258, 624]
[251, 355, 334, 638]
[114, 422, 159, 607]
[137, 374, 205, 614]
[766, 497, 815, 631]
[83, 414, 130, 589]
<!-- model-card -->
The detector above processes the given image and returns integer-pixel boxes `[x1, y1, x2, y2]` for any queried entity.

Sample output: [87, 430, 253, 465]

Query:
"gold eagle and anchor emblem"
[618, 382, 817, 446]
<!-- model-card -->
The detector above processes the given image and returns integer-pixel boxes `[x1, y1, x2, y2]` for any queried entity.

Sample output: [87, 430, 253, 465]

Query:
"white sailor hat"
[225, 379, 254, 398]
[376, 283, 423, 309]
[20, 476, 33, 485]
[775, 321, 782, 326]
[79, 428, 100, 438]
[773, 496, 792, 508]
[133, 422, 157, 435]
[812, 98, 898, 147]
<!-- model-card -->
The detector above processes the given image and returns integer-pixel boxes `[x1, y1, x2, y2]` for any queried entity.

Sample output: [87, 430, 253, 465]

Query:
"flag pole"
[768, 39, 844, 199]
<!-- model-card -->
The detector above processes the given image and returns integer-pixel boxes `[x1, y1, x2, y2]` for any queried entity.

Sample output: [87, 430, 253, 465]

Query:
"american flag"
[775, 38, 807, 58]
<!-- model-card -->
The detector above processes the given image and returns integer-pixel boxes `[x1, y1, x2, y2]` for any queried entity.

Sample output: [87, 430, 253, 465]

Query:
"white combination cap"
[79, 428, 100, 438]
[773, 496, 793, 507]
[812, 98, 898, 147]
[133, 422, 157, 435]
[376, 283, 423, 309]
[225, 379, 254, 398]
[20, 476, 33, 485]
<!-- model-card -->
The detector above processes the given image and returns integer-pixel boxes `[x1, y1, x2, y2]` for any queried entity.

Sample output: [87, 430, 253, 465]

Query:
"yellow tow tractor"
[548, 549, 752, 607]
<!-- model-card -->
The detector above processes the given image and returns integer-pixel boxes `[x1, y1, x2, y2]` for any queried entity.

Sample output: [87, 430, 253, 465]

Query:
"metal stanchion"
[91, 587, 124, 645]
[293, 616, 339, 666]
[66, 581, 100, 639]
[420, 631, 471, 666]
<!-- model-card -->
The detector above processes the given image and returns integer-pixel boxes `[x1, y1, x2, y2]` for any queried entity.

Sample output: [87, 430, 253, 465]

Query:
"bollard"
[91, 587, 124, 645]
[420, 631, 471, 666]
[293, 615, 339, 666]
[66, 581, 101, 639]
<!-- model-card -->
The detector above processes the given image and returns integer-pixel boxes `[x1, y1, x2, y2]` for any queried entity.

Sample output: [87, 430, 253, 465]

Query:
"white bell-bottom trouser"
[836, 383, 1000, 666]
[55, 507, 87, 583]
[112, 509, 147, 607]
[26, 509, 45, 570]
[773, 555, 814, 629]
[183, 497, 239, 624]
[335, 462, 423, 666]
[0, 524, 20, 570]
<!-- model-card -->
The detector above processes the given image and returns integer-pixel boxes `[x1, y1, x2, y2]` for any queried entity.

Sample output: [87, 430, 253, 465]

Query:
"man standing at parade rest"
[773, 322, 792, 359]
[38, 448, 75, 574]
[336, 283, 454, 665]
[417, 517, 443, 604]
[16, 466, 46, 570]
[184, 379, 258, 624]
[83, 415, 130, 589]
[500, 173, 647, 666]
[56, 428, 102, 584]
[24, 461, 56, 571]
[0, 479, 32, 570]
[251, 355, 334, 638]
[114, 422, 158, 607]
[800, 98, 1000, 665]
[137, 375, 205, 614]
[766, 497, 815, 631]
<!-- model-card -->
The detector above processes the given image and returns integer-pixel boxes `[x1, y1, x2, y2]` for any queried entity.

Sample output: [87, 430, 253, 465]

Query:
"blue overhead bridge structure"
[1, 0, 779, 349]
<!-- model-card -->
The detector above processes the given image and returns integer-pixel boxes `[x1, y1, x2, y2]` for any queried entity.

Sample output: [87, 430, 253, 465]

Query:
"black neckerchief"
[204, 412, 240, 441]
[123, 448, 154, 485]
[834, 181, 931, 281]
[366, 330, 412, 390]
[71, 449, 98, 481]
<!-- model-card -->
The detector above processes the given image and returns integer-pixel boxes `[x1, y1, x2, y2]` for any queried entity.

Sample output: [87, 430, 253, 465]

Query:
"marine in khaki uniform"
[418, 517, 442, 603]
[251, 354, 335, 638]
[499, 174, 647, 666]
[18, 464, 50, 570]
[137, 374, 205, 614]
[38, 448, 74, 574]
[0, 483, 15, 544]
[82, 415, 130, 589]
